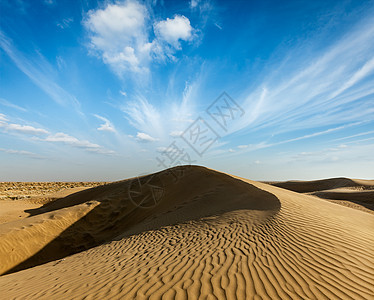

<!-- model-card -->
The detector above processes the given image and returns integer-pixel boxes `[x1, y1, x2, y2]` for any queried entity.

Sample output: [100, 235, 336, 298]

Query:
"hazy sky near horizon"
[1, 0, 374, 181]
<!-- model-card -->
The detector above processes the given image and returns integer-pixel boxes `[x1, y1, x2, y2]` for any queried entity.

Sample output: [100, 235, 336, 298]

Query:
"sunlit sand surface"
[0, 166, 373, 299]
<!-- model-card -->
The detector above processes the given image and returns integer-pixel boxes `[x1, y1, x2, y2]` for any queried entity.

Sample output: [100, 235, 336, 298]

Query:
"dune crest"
[0, 166, 373, 299]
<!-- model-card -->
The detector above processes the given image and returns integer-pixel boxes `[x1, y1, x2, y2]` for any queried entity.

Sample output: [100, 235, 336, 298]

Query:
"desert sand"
[0, 166, 373, 299]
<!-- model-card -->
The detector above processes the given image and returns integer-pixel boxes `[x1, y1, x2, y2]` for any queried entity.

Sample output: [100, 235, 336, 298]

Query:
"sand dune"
[269, 177, 374, 193]
[0, 166, 373, 299]
[269, 177, 374, 214]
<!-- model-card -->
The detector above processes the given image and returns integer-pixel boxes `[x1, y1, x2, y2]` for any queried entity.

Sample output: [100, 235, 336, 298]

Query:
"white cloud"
[169, 130, 183, 137]
[0, 115, 49, 135]
[333, 130, 374, 141]
[238, 145, 248, 149]
[57, 17, 73, 29]
[56, 56, 66, 70]
[156, 146, 167, 152]
[136, 132, 158, 142]
[214, 23, 222, 30]
[84, 0, 150, 74]
[190, 0, 200, 8]
[156, 146, 181, 154]
[84, 2, 196, 74]
[120, 90, 127, 97]
[0, 148, 42, 159]
[154, 15, 194, 49]
[94, 114, 116, 132]
[0, 113, 8, 122]
[42, 132, 114, 154]
[344, 136, 374, 144]
[5, 123, 49, 135]
[0, 114, 114, 155]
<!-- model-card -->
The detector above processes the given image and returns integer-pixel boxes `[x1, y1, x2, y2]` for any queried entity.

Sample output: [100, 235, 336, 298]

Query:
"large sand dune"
[0, 166, 373, 299]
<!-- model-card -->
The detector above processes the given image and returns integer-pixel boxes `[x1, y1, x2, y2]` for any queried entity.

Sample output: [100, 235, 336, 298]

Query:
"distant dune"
[269, 177, 374, 214]
[0, 166, 373, 299]
[269, 177, 374, 193]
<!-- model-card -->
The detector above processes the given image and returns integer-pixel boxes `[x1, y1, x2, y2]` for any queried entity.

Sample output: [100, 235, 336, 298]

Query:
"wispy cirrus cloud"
[0, 31, 81, 109]
[121, 77, 200, 144]
[234, 122, 363, 154]
[232, 15, 374, 137]
[333, 130, 374, 141]
[121, 95, 163, 137]
[0, 98, 26, 112]
[291, 141, 373, 164]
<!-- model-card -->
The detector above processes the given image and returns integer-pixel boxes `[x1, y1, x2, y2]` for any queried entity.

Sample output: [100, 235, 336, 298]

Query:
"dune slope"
[0, 166, 373, 299]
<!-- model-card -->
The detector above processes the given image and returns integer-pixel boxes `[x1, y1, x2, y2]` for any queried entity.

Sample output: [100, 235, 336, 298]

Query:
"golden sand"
[0, 166, 373, 299]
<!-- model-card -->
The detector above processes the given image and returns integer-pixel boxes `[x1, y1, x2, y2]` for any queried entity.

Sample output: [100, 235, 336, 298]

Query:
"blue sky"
[1, 0, 374, 181]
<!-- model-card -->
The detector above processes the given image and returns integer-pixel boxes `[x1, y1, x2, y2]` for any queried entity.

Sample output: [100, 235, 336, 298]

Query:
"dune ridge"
[0, 166, 373, 299]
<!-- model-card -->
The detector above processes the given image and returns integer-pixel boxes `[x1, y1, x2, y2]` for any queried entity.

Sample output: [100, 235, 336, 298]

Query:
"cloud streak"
[0, 148, 44, 159]
[0, 30, 81, 109]
[232, 15, 374, 138]
[0, 98, 26, 112]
